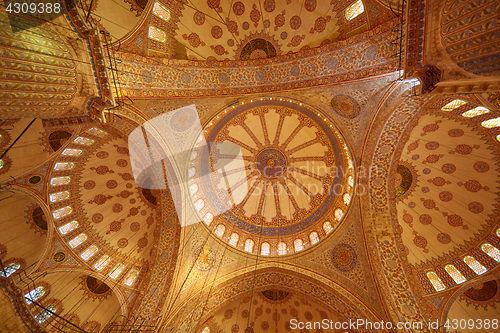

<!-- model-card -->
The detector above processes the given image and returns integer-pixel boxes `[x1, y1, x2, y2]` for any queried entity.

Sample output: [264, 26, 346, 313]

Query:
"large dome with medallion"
[188, 97, 355, 256]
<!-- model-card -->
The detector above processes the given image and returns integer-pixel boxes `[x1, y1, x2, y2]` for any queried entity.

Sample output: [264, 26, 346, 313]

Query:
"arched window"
[497, 134, 500, 142]
[462, 106, 490, 118]
[203, 213, 213, 225]
[50, 176, 71, 186]
[244, 239, 254, 253]
[25, 286, 45, 304]
[74, 137, 94, 145]
[50, 191, 70, 202]
[69, 233, 87, 248]
[194, 199, 204, 211]
[153, 2, 171, 21]
[52, 206, 72, 219]
[59, 221, 78, 235]
[124, 269, 139, 286]
[497, 228, 500, 237]
[190, 150, 197, 160]
[294, 239, 304, 252]
[334, 208, 344, 221]
[481, 117, 500, 128]
[347, 176, 354, 187]
[62, 148, 82, 156]
[445, 265, 466, 284]
[277, 242, 287, 255]
[94, 255, 110, 271]
[323, 221, 333, 234]
[481, 244, 500, 263]
[188, 167, 196, 179]
[54, 162, 74, 170]
[148, 26, 167, 42]
[0, 262, 20, 277]
[201, 327, 210, 333]
[35, 304, 56, 323]
[229, 233, 239, 246]
[109, 264, 125, 279]
[427, 272, 446, 292]
[343, 193, 351, 205]
[189, 183, 198, 195]
[309, 232, 319, 245]
[87, 127, 108, 137]
[81, 245, 98, 261]
[345, 0, 364, 20]
[0, 159, 4, 169]
[261, 242, 270, 256]
[215, 225, 225, 237]
[464, 256, 487, 275]
[441, 99, 466, 111]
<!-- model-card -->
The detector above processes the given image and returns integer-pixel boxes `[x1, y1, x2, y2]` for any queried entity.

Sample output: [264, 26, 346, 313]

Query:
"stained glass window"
[203, 213, 213, 225]
[153, 2, 171, 21]
[0, 159, 3, 169]
[347, 176, 354, 187]
[50, 191, 70, 202]
[35, 304, 56, 323]
[59, 221, 78, 235]
[244, 239, 254, 253]
[69, 233, 87, 248]
[464, 256, 487, 275]
[462, 106, 490, 118]
[190, 183, 198, 195]
[441, 99, 466, 111]
[481, 117, 500, 128]
[445, 265, 466, 284]
[202, 327, 210, 333]
[81, 245, 98, 261]
[335, 208, 344, 221]
[148, 25, 166, 42]
[498, 228, 500, 237]
[74, 136, 95, 145]
[261, 242, 270, 256]
[497, 134, 500, 142]
[51, 176, 71, 186]
[278, 242, 287, 255]
[25, 286, 45, 304]
[62, 148, 82, 156]
[195, 199, 204, 211]
[345, 0, 364, 20]
[215, 224, 225, 237]
[86, 128, 107, 137]
[229, 233, 239, 246]
[343, 193, 351, 205]
[0, 262, 20, 277]
[109, 264, 125, 279]
[52, 206, 72, 219]
[188, 167, 196, 179]
[124, 269, 139, 286]
[481, 243, 500, 263]
[427, 272, 446, 292]
[94, 255, 110, 271]
[294, 239, 304, 252]
[54, 162, 74, 170]
[309, 232, 319, 245]
[323, 221, 333, 234]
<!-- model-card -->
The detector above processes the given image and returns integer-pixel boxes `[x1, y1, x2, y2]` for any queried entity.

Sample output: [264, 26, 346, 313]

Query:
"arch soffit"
[359, 85, 434, 324]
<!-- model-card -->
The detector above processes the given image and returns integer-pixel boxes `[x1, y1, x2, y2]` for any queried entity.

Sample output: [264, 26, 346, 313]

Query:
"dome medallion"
[190, 98, 354, 256]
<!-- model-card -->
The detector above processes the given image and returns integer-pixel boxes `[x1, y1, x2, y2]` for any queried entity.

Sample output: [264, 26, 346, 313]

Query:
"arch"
[159, 266, 385, 331]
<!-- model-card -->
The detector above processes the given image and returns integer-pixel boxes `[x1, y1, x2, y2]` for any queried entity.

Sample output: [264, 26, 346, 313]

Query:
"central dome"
[189, 98, 354, 256]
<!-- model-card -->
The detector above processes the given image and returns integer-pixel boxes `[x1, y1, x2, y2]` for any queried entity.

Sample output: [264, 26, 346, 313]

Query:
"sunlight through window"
[427, 271, 446, 292]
